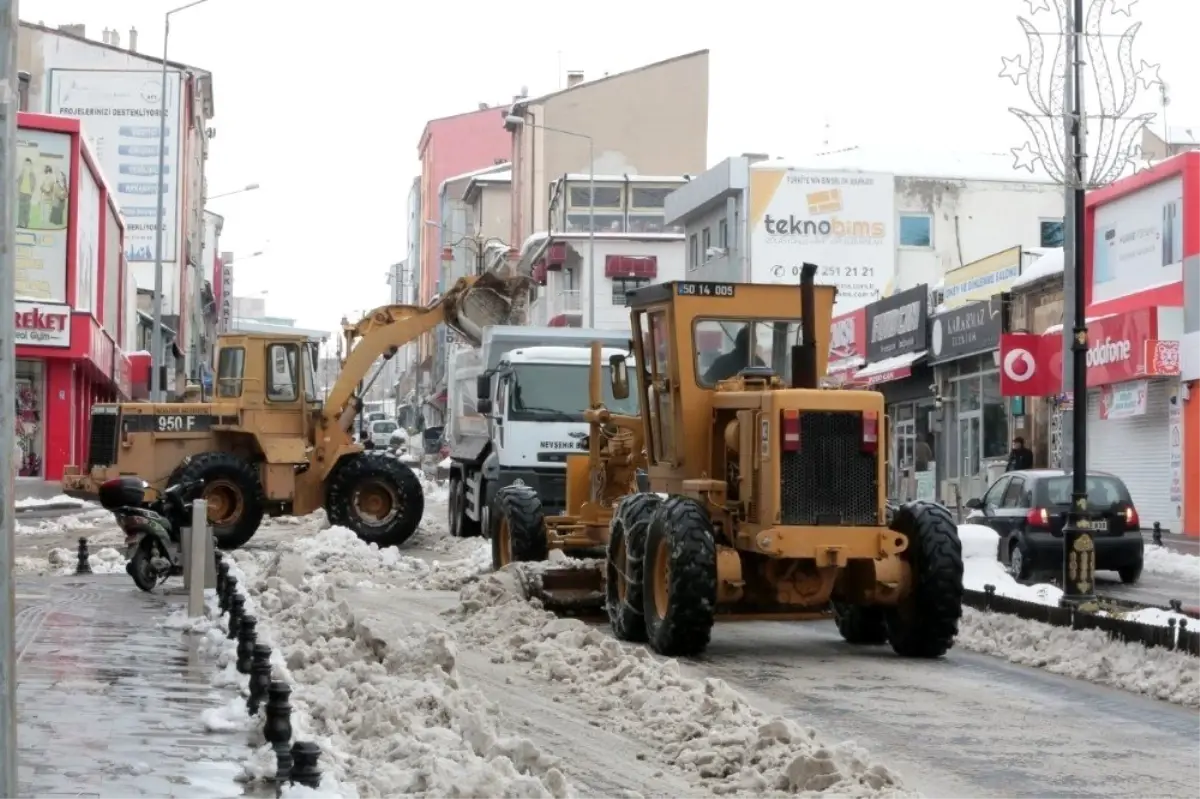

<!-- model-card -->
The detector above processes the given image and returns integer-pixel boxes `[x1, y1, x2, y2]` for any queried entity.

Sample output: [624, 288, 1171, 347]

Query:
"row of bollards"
[214, 555, 322, 791]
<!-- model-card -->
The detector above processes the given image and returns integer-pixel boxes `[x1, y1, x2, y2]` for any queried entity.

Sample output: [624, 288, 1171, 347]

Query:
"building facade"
[18, 22, 216, 380]
[15, 113, 134, 480]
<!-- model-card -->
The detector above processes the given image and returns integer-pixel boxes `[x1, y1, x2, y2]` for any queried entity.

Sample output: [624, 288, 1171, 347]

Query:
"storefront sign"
[1168, 386, 1183, 503]
[14, 300, 72, 348]
[89, 322, 116, 381]
[941, 247, 1022, 309]
[747, 166, 896, 313]
[929, 294, 1004, 364]
[1090, 175, 1183, 306]
[219, 258, 234, 332]
[825, 306, 867, 385]
[1146, 340, 1181, 376]
[1098, 380, 1148, 420]
[865, 284, 928, 361]
[999, 333, 1058, 397]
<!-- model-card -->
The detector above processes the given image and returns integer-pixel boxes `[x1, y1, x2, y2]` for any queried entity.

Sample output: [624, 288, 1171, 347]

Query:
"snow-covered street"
[208, 486, 1199, 799]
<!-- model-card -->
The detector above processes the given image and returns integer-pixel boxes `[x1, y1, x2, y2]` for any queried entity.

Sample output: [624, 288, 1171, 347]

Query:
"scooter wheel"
[127, 539, 164, 592]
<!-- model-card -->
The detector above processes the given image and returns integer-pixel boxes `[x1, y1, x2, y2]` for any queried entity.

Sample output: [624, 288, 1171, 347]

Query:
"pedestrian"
[1006, 436, 1033, 472]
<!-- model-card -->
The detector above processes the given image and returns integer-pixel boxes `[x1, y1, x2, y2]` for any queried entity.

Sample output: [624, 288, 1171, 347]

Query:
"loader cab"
[213, 335, 323, 430]
[616, 279, 835, 492]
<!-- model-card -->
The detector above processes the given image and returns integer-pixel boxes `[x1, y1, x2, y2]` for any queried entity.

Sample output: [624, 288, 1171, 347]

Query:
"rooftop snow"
[560, 173, 692, 183]
[758, 146, 1061, 184]
[1012, 247, 1064, 289]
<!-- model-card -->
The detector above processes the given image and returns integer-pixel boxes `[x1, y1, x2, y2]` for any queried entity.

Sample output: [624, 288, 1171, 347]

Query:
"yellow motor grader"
[61, 272, 530, 550]
[488, 265, 964, 658]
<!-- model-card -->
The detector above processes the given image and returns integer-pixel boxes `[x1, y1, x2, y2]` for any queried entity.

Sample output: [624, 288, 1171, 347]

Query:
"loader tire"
[642, 496, 716, 657]
[831, 602, 888, 645]
[885, 501, 964, 659]
[606, 493, 662, 642]
[325, 451, 425, 547]
[489, 485, 548, 570]
[170, 451, 266, 551]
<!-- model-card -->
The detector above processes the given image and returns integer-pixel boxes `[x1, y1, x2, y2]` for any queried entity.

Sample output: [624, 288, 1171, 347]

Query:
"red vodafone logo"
[1003, 347, 1037, 383]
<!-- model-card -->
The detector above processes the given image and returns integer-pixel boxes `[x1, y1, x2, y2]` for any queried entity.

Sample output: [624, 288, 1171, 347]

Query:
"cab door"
[261, 342, 305, 436]
[644, 308, 676, 466]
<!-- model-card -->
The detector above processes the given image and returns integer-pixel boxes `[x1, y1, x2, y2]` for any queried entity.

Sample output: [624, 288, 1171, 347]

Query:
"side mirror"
[965, 497, 983, 510]
[609, 353, 629, 400]
[476, 375, 490, 402]
[477, 398, 493, 414]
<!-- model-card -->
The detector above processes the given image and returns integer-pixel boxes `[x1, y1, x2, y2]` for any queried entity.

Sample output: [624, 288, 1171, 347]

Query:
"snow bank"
[1142, 545, 1200, 581]
[449, 570, 912, 797]
[14, 494, 86, 509]
[13, 545, 125, 576]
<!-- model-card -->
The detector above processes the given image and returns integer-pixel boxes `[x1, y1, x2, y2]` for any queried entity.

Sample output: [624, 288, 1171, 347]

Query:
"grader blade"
[517, 562, 606, 615]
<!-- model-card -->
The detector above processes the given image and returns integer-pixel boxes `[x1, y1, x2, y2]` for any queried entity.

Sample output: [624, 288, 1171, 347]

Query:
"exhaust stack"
[790, 263, 819, 389]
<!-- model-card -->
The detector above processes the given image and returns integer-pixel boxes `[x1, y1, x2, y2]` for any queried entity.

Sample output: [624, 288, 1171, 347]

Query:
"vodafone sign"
[1000, 334, 1057, 396]
[14, 300, 72, 348]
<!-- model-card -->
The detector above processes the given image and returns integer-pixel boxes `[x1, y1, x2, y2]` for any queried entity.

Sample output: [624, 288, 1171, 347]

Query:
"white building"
[513, 173, 690, 330]
[18, 21, 216, 376]
[666, 150, 1066, 313]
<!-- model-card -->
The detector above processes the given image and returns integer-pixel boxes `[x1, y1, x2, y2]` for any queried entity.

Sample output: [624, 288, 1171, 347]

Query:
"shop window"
[566, 213, 625, 232]
[718, 219, 729, 249]
[1039, 218, 1064, 248]
[16, 359, 44, 477]
[568, 186, 622, 208]
[981, 371, 1008, 459]
[628, 214, 668, 233]
[266, 344, 300, 401]
[217, 347, 245, 398]
[899, 214, 933, 247]
[630, 186, 673, 209]
[702, 227, 712, 258]
[688, 234, 699, 269]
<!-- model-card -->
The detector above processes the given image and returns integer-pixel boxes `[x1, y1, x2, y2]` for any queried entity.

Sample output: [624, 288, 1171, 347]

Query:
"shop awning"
[853, 350, 927, 387]
[822, 356, 865, 387]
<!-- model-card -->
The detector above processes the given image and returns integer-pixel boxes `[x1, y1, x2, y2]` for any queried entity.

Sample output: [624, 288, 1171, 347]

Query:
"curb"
[15, 502, 84, 514]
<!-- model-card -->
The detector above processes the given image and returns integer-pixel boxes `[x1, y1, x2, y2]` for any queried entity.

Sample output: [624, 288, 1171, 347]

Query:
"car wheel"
[1009, 540, 1031, 582]
[1118, 560, 1143, 585]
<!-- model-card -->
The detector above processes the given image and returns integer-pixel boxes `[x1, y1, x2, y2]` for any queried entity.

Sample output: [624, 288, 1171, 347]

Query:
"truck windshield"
[509, 364, 640, 422]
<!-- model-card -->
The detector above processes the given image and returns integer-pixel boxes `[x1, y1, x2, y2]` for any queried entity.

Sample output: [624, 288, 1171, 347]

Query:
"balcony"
[530, 289, 583, 327]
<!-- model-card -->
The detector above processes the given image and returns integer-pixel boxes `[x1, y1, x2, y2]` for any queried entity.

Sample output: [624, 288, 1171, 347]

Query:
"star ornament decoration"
[1011, 142, 1040, 173]
[1109, 0, 1139, 16]
[1137, 60, 1162, 89]
[1023, 0, 1050, 14]
[999, 55, 1027, 85]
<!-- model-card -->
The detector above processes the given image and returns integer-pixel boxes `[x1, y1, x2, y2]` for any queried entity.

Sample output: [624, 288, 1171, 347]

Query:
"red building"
[15, 112, 133, 481]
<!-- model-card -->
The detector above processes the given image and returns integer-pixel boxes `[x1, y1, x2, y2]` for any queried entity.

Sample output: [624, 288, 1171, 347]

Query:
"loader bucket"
[513, 561, 606, 616]
[445, 272, 533, 345]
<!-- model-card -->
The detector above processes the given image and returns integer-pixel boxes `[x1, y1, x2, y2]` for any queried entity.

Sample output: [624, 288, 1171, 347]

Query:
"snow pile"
[225, 541, 572, 798]
[1142, 545, 1200, 581]
[16, 507, 114, 534]
[13, 545, 125, 575]
[448, 570, 912, 797]
[14, 494, 88, 509]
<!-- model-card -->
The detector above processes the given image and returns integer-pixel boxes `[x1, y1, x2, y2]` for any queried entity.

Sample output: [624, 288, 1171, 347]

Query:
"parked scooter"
[98, 476, 205, 592]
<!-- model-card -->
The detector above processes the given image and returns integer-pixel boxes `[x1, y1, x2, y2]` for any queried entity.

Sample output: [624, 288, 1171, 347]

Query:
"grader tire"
[831, 602, 888, 645]
[605, 493, 662, 642]
[489, 485, 548, 570]
[325, 451, 425, 547]
[170, 451, 265, 551]
[885, 501, 964, 658]
[642, 496, 716, 657]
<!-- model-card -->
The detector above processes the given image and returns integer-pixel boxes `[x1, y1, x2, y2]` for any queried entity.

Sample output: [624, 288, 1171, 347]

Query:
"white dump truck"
[445, 325, 636, 537]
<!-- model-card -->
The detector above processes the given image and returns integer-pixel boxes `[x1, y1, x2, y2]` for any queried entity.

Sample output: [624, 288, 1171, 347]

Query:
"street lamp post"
[504, 116, 595, 325]
[1002, 0, 1161, 607]
[151, 0, 213, 403]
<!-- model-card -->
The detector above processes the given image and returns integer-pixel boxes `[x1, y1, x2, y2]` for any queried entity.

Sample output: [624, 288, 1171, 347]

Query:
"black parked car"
[964, 469, 1144, 584]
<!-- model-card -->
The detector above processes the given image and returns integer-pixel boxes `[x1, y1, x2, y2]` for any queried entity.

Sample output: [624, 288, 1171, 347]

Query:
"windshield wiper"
[515, 406, 579, 421]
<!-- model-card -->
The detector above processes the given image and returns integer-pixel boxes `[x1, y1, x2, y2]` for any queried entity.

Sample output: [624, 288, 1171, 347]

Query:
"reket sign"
[14, 301, 72, 348]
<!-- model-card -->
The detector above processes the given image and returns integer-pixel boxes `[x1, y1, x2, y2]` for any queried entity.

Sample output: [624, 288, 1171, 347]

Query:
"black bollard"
[236, 615, 258, 675]
[76, 538, 92, 575]
[264, 682, 293, 761]
[248, 644, 272, 716]
[290, 742, 321, 789]
[1153, 522, 1163, 546]
[220, 574, 237, 615]
[216, 560, 228, 597]
[274, 742, 294, 787]
[1179, 618, 1189, 650]
[227, 593, 245, 640]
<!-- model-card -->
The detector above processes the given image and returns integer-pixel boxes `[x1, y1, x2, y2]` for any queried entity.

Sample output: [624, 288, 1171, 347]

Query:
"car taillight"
[861, 411, 878, 453]
[1124, 506, 1139, 527]
[1026, 507, 1051, 528]
[781, 409, 801, 452]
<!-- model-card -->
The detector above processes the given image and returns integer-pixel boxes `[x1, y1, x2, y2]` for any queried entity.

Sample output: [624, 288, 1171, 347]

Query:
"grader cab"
[489, 265, 964, 658]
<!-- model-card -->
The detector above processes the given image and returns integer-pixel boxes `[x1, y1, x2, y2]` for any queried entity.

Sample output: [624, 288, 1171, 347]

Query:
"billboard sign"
[48, 69, 183, 264]
[15, 128, 71, 302]
[941, 246, 1022, 308]
[864, 284, 928, 361]
[929, 294, 1004, 364]
[219, 256, 234, 333]
[748, 166, 895, 314]
[1091, 175, 1183, 305]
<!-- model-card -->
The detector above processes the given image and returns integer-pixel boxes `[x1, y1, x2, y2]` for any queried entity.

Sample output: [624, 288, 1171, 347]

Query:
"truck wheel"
[642, 496, 716, 657]
[170, 451, 265, 551]
[885, 501, 964, 658]
[606, 493, 661, 642]
[325, 451, 425, 547]
[489, 485, 548, 570]
[831, 602, 887, 645]
[448, 473, 481, 539]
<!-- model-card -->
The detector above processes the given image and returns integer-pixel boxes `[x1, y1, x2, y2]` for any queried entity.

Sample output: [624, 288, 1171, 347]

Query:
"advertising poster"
[75, 163, 101, 313]
[748, 166, 895, 314]
[48, 68, 183, 264]
[15, 128, 71, 301]
[1168, 384, 1183, 504]
[1091, 175, 1183, 305]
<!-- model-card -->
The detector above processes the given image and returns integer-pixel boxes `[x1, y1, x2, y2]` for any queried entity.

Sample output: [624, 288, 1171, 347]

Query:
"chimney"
[566, 71, 584, 88]
[102, 27, 111, 43]
[478, 102, 489, 110]
[129, 26, 138, 52]
[110, 28, 121, 47]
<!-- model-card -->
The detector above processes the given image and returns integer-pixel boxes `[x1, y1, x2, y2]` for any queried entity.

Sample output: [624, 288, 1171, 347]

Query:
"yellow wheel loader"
[496, 265, 964, 659]
[60, 273, 531, 550]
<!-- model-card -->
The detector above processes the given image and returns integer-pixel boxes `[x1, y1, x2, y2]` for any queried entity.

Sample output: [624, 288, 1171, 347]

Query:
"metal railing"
[558, 289, 582, 312]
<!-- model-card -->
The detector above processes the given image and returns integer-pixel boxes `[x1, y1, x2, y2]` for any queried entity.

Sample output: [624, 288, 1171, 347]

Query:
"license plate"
[1091, 519, 1109, 532]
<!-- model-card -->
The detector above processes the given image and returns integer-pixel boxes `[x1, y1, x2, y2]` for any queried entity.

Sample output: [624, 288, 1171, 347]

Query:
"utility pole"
[0, 0, 22, 792]
[1058, 4, 1077, 472]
